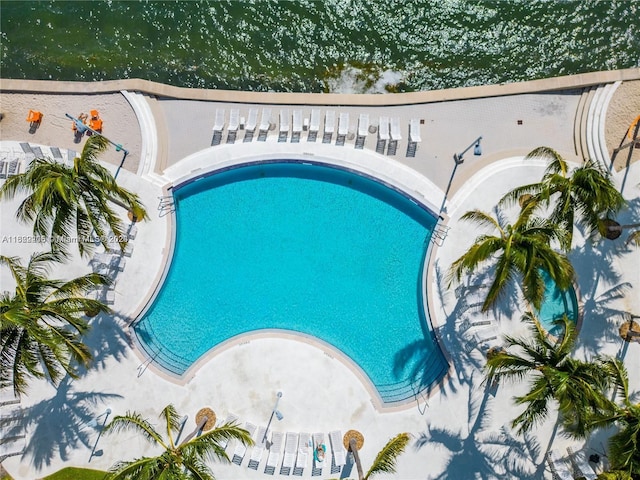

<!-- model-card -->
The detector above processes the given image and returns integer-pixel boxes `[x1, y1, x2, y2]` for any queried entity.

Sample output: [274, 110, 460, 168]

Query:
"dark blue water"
[1, 0, 638, 92]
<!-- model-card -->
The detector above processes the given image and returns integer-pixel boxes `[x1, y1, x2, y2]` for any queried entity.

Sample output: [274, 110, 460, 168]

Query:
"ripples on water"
[1, 0, 638, 93]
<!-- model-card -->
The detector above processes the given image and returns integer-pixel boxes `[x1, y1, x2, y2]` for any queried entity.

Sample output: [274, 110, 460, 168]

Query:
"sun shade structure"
[195, 407, 216, 431]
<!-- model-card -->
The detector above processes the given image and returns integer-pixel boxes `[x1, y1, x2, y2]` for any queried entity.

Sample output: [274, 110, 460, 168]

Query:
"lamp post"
[262, 391, 283, 444]
[64, 113, 129, 179]
[453, 136, 483, 164]
[88, 407, 112, 462]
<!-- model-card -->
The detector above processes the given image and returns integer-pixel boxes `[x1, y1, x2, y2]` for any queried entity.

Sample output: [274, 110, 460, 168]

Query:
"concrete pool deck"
[1, 69, 639, 479]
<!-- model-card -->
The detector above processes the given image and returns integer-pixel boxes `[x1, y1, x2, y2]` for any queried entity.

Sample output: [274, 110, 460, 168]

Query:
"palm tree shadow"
[80, 312, 133, 374]
[12, 377, 122, 470]
[393, 261, 520, 400]
[414, 372, 543, 479]
[569, 224, 635, 355]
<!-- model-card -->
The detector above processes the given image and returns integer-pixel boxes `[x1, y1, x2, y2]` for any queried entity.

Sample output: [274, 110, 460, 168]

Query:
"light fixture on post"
[263, 391, 283, 444]
[453, 136, 483, 164]
[64, 113, 129, 179]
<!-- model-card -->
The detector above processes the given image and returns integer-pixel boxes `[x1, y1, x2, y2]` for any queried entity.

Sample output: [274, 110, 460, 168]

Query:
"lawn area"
[41, 467, 107, 480]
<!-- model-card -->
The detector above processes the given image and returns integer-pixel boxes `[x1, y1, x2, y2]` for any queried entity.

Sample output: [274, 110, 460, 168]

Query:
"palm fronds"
[364, 432, 410, 480]
[104, 404, 253, 480]
[0, 135, 148, 257]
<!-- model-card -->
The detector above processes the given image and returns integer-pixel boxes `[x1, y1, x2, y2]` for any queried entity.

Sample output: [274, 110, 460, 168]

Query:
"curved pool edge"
[133, 328, 448, 413]
[127, 145, 452, 412]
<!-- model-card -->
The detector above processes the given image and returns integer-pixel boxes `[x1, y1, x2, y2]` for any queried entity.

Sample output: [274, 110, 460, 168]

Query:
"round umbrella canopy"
[620, 320, 640, 343]
[195, 407, 216, 431]
[343, 430, 364, 451]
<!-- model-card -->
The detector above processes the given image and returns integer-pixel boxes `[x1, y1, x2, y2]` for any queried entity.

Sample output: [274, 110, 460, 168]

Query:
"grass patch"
[42, 467, 107, 480]
[0, 470, 15, 480]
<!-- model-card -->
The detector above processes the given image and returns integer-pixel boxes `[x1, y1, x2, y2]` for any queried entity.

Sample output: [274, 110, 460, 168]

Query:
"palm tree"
[485, 312, 613, 436]
[500, 147, 626, 250]
[581, 359, 640, 477]
[348, 432, 410, 480]
[448, 202, 574, 312]
[0, 135, 148, 257]
[104, 404, 253, 480]
[628, 229, 640, 247]
[0, 251, 110, 395]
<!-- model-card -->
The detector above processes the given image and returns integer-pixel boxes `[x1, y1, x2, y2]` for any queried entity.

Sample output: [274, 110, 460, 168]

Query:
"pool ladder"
[137, 350, 161, 377]
[412, 384, 430, 415]
[430, 223, 450, 246]
[158, 195, 175, 217]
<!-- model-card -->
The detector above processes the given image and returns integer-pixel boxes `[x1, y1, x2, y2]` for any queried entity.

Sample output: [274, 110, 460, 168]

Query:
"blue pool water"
[134, 162, 448, 403]
[538, 270, 578, 336]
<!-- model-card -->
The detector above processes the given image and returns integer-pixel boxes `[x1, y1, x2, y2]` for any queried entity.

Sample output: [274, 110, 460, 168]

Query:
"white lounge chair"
[51, 146, 63, 160]
[218, 413, 239, 450]
[259, 109, 272, 132]
[258, 108, 272, 141]
[103, 290, 116, 305]
[292, 110, 303, 143]
[464, 323, 500, 352]
[265, 431, 284, 474]
[246, 108, 258, 132]
[280, 432, 299, 475]
[355, 114, 369, 149]
[212, 109, 226, 131]
[376, 116, 390, 154]
[227, 109, 240, 143]
[323, 111, 335, 143]
[547, 450, 575, 480]
[409, 118, 422, 142]
[248, 426, 268, 470]
[324, 111, 335, 134]
[292, 110, 303, 133]
[309, 109, 320, 133]
[294, 432, 311, 476]
[390, 116, 402, 140]
[358, 114, 369, 137]
[109, 242, 134, 257]
[92, 252, 114, 265]
[279, 109, 290, 142]
[279, 109, 290, 133]
[329, 430, 346, 473]
[312, 432, 325, 475]
[211, 109, 225, 146]
[336, 112, 349, 145]
[338, 112, 349, 136]
[128, 224, 138, 240]
[307, 109, 320, 142]
[6, 158, 20, 177]
[567, 447, 598, 480]
[232, 422, 256, 465]
[228, 109, 240, 132]
[242, 107, 258, 142]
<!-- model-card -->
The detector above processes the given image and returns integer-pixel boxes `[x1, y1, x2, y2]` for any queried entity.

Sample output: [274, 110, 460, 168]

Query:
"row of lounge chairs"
[226, 418, 348, 476]
[0, 405, 25, 462]
[0, 142, 78, 182]
[210, 108, 422, 157]
[89, 224, 138, 305]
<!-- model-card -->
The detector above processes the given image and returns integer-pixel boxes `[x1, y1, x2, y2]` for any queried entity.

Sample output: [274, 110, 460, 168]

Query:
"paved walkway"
[0, 70, 639, 479]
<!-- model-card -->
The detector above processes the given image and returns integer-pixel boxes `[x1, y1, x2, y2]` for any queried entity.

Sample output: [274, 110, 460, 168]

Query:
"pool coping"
[127, 150, 453, 412]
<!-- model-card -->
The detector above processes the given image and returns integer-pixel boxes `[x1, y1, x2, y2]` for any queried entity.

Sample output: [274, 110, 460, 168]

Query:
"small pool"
[134, 161, 448, 404]
[538, 269, 578, 335]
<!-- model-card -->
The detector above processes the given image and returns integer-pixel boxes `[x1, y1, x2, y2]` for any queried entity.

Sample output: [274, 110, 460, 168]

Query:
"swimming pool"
[538, 269, 579, 335]
[133, 161, 448, 404]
